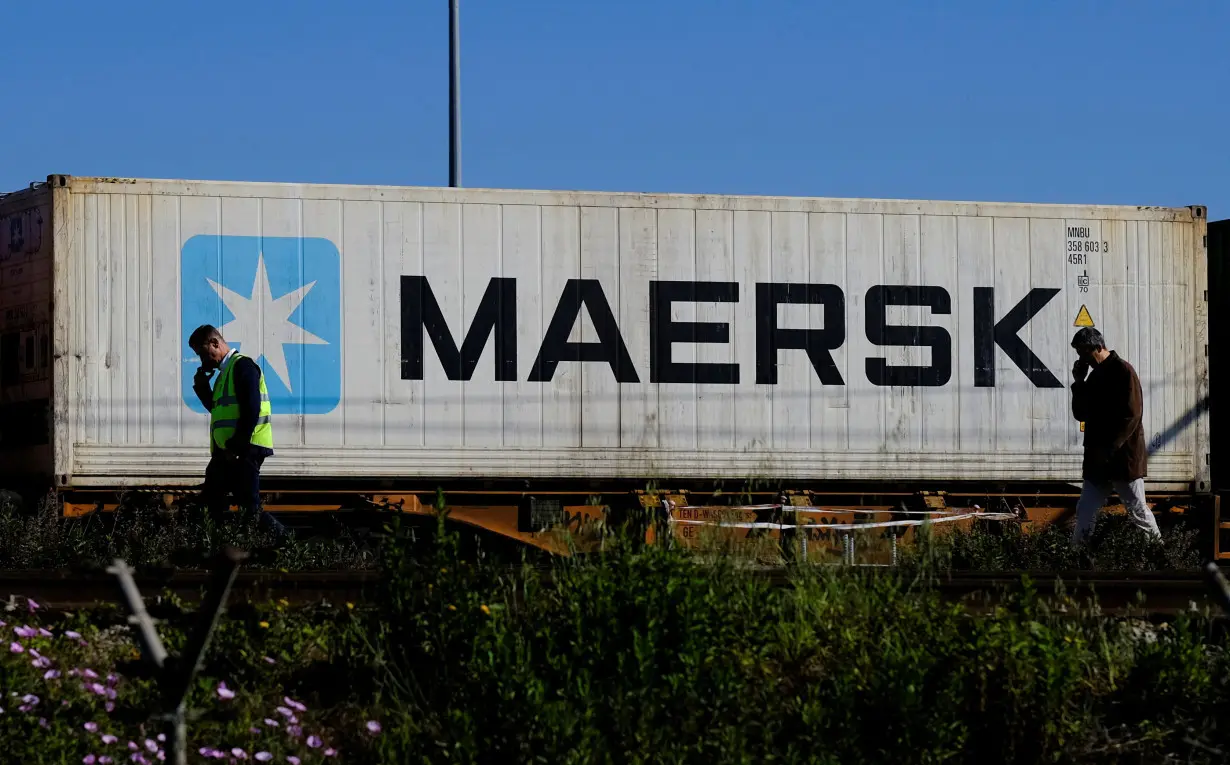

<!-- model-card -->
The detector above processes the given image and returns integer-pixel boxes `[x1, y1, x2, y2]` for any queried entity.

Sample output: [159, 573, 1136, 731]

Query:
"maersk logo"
[181, 235, 341, 415]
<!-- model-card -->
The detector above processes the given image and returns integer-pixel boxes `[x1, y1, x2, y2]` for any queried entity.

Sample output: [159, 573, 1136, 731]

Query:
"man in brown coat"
[1069, 327, 1160, 546]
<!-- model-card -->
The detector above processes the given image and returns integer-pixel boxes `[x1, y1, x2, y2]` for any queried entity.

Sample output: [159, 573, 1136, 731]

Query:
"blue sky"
[3, 1, 1227, 218]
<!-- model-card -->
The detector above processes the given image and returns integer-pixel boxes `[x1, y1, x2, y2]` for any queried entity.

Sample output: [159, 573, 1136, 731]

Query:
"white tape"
[673, 504, 957, 516]
[668, 511, 1017, 532]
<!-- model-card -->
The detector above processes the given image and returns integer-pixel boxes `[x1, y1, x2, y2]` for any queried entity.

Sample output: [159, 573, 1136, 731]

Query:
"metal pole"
[449, 0, 461, 187]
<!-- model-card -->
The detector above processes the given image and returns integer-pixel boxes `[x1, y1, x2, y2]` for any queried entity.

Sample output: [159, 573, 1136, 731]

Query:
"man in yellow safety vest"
[189, 324, 288, 539]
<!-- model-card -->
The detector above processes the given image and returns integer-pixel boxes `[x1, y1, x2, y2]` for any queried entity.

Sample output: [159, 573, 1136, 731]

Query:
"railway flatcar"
[0, 175, 1221, 558]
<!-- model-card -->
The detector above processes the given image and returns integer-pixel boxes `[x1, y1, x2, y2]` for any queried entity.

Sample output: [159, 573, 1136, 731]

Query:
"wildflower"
[156, 753, 165, 763]
[287, 758, 300, 765]
[38, 627, 52, 637]
[27, 598, 40, 611]
[39, 717, 49, 728]
[345, 602, 354, 610]
[277, 598, 288, 607]
[144, 740, 158, 753]
[262, 656, 276, 664]
[283, 696, 307, 713]
[275, 706, 296, 719]
[105, 687, 117, 700]
[249, 727, 261, 734]
[65, 631, 82, 640]
[83, 668, 99, 679]
[130, 755, 147, 765]
[258, 621, 269, 629]
[100, 759, 113, 765]
[68, 669, 79, 677]
[231, 748, 249, 760]
[105, 701, 115, 713]
[32, 656, 51, 669]
[216, 682, 235, 701]
[30, 648, 41, 658]
[84, 756, 97, 765]
[157, 734, 165, 743]
[128, 742, 138, 751]
[447, 604, 456, 611]
[263, 718, 279, 728]
[89, 683, 107, 695]
[44, 669, 61, 680]
[286, 725, 302, 738]
[107, 673, 119, 686]
[85, 722, 99, 733]
[21, 694, 39, 706]
[480, 604, 491, 615]
[324, 749, 337, 757]
[307, 735, 322, 749]
[10, 642, 23, 653]
[102, 735, 119, 745]
[14, 625, 36, 638]
[255, 755, 273, 763]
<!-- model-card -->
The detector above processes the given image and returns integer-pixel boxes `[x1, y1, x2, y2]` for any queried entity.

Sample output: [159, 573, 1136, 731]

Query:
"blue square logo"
[181, 235, 341, 415]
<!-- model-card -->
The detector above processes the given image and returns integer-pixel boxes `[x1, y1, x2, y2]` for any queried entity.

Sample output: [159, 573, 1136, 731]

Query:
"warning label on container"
[1073, 305, 1094, 327]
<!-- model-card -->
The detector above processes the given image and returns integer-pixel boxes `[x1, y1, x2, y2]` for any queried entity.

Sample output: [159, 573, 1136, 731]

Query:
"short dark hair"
[189, 324, 224, 350]
[1071, 327, 1105, 351]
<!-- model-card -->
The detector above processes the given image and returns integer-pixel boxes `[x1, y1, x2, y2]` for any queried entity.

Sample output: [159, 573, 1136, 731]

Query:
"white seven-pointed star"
[207, 252, 328, 393]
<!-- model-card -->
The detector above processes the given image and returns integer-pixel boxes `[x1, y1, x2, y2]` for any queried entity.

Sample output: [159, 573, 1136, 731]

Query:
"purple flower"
[157, 734, 165, 743]
[85, 722, 99, 733]
[18, 705, 33, 713]
[306, 736, 322, 749]
[130, 755, 147, 765]
[262, 656, 276, 664]
[216, 682, 235, 701]
[32, 656, 51, 669]
[286, 725, 302, 738]
[105, 701, 116, 713]
[283, 696, 307, 712]
[128, 742, 138, 751]
[84, 756, 97, 765]
[323, 749, 337, 757]
[263, 718, 279, 727]
[144, 740, 158, 753]
[287, 758, 300, 765]
[106, 674, 119, 686]
[100, 758, 113, 765]
[365, 720, 381, 734]
[10, 642, 23, 653]
[102, 735, 119, 744]
[68, 669, 79, 677]
[29, 648, 41, 658]
[14, 626, 36, 638]
[44, 669, 61, 680]
[27, 598, 40, 611]
[255, 754, 273, 763]
[89, 683, 107, 696]
[21, 694, 39, 705]
[83, 668, 99, 679]
[39, 717, 49, 728]
[38, 627, 52, 637]
[197, 749, 213, 758]
[249, 727, 261, 734]
[155, 753, 165, 763]
[65, 631, 82, 640]
[105, 687, 117, 700]
[231, 749, 248, 760]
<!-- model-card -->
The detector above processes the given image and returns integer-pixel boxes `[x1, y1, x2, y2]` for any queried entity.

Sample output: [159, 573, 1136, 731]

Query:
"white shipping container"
[0, 176, 1211, 492]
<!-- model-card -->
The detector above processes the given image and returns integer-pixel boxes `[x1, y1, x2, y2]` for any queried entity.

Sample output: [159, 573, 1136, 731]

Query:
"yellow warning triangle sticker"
[1073, 305, 1095, 327]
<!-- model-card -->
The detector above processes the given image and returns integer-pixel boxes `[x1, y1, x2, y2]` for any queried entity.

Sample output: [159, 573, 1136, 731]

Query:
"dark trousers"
[201, 448, 287, 536]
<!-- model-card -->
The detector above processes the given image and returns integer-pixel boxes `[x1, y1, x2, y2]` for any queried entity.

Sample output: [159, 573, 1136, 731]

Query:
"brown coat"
[1070, 351, 1147, 482]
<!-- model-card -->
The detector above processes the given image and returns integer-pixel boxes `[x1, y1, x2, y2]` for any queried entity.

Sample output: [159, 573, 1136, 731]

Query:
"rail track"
[1, 566, 1228, 617]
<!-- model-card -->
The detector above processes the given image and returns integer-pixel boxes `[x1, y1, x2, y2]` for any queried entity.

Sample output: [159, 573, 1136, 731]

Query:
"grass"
[0, 511, 1227, 762]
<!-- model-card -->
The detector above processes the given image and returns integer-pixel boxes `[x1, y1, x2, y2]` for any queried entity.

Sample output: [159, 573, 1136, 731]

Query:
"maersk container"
[0, 175, 1211, 493]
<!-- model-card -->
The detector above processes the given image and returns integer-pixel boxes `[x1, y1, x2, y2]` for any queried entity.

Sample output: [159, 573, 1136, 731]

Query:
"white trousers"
[1071, 477, 1161, 547]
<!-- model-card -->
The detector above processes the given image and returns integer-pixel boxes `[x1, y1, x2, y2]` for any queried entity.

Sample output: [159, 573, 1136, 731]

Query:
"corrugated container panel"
[4, 177, 1204, 490]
